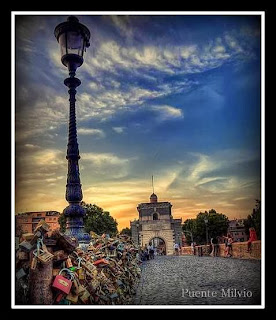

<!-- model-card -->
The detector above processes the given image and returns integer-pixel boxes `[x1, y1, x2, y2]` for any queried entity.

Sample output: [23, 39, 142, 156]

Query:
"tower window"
[153, 212, 158, 220]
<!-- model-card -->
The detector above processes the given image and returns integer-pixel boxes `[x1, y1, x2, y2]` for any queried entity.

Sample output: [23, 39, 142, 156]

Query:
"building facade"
[130, 192, 182, 255]
[16, 211, 60, 236]
[228, 219, 248, 242]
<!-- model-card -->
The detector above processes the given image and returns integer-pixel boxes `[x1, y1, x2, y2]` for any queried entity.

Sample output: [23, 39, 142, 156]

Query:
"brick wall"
[181, 240, 261, 260]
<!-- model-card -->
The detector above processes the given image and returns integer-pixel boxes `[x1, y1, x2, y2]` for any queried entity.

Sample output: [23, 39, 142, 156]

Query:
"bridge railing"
[180, 240, 261, 259]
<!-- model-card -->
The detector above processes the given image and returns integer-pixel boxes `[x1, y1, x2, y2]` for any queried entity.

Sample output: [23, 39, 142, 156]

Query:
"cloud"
[150, 105, 184, 121]
[167, 149, 260, 200]
[81, 152, 138, 180]
[82, 27, 254, 80]
[16, 85, 68, 142]
[78, 128, 105, 138]
[113, 127, 125, 134]
[213, 45, 226, 53]
[81, 152, 132, 165]
[24, 144, 40, 149]
[16, 18, 258, 145]
[109, 16, 134, 39]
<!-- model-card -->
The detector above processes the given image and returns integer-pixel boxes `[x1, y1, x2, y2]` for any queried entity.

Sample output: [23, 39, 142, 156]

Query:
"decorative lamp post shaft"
[63, 76, 87, 239]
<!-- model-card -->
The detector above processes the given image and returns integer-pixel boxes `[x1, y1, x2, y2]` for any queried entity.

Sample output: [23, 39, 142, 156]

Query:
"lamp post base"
[64, 229, 91, 244]
[63, 204, 91, 244]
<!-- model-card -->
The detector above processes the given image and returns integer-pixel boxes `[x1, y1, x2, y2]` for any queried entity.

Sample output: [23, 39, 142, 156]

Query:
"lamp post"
[204, 218, 209, 244]
[54, 16, 91, 243]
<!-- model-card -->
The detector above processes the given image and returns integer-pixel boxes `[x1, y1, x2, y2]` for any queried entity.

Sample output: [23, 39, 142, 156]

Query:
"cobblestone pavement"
[133, 255, 261, 305]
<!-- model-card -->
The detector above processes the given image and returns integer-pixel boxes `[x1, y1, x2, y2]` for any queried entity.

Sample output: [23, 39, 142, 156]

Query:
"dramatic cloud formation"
[14, 14, 261, 229]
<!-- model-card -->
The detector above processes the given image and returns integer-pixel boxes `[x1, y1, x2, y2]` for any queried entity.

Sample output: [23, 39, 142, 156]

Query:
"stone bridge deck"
[133, 255, 261, 305]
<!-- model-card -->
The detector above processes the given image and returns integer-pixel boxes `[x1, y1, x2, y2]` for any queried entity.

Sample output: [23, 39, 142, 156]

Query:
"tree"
[120, 227, 131, 236]
[244, 199, 261, 239]
[182, 219, 197, 244]
[183, 209, 229, 245]
[58, 213, 66, 233]
[58, 202, 118, 236]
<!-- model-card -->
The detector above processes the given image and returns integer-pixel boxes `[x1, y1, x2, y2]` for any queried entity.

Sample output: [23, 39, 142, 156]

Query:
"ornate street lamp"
[54, 16, 91, 243]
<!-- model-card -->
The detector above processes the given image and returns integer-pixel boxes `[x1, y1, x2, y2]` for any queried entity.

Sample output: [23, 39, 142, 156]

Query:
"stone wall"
[130, 221, 140, 246]
[171, 220, 182, 246]
[181, 240, 261, 260]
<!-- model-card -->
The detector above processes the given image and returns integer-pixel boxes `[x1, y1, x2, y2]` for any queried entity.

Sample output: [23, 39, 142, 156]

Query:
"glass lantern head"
[54, 16, 90, 73]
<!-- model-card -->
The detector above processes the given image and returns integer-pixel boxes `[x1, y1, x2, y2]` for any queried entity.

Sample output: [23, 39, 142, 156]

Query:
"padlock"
[77, 267, 85, 280]
[69, 266, 77, 272]
[93, 294, 100, 303]
[117, 287, 124, 296]
[76, 257, 85, 280]
[90, 231, 99, 239]
[16, 268, 26, 280]
[71, 278, 79, 295]
[75, 248, 84, 256]
[66, 292, 78, 304]
[66, 257, 73, 268]
[87, 245, 95, 252]
[52, 268, 60, 276]
[34, 219, 50, 233]
[53, 250, 68, 261]
[58, 298, 71, 305]
[17, 250, 29, 261]
[57, 232, 78, 253]
[43, 238, 57, 246]
[90, 279, 100, 291]
[30, 231, 42, 245]
[22, 233, 34, 241]
[93, 258, 109, 266]
[116, 279, 124, 288]
[117, 243, 124, 252]
[55, 292, 65, 303]
[79, 289, 90, 304]
[105, 283, 116, 294]
[35, 248, 54, 264]
[85, 261, 97, 272]
[19, 280, 28, 291]
[77, 284, 86, 296]
[99, 294, 109, 303]
[15, 237, 20, 250]
[110, 292, 118, 300]
[19, 240, 35, 252]
[30, 256, 37, 270]
[52, 268, 73, 294]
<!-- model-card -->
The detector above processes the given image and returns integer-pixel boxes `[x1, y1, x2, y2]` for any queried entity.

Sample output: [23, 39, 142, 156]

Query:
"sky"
[14, 13, 261, 230]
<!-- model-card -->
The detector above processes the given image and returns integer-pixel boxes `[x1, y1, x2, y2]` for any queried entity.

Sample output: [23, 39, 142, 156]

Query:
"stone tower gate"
[130, 192, 182, 255]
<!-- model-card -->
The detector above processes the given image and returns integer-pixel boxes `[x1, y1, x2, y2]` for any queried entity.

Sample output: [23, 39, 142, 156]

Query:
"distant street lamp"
[54, 16, 91, 243]
[204, 218, 209, 244]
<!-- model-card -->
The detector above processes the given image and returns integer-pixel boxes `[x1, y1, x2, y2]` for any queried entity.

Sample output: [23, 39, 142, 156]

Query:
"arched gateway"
[149, 237, 166, 255]
[130, 189, 182, 255]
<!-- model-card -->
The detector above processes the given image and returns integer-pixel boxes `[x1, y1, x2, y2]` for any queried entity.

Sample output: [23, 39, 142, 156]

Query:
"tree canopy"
[58, 202, 118, 236]
[182, 209, 229, 245]
[120, 227, 131, 236]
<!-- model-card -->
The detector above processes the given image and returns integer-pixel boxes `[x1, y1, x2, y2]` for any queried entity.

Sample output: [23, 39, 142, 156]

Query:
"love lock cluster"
[15, 220, 142, 305]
